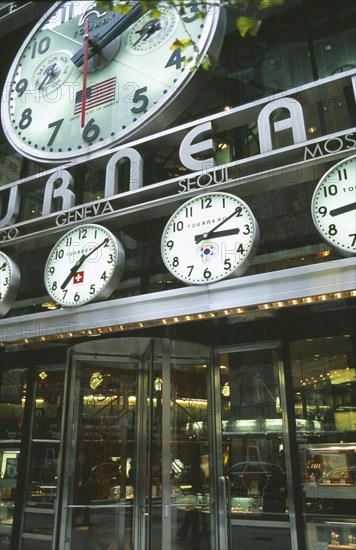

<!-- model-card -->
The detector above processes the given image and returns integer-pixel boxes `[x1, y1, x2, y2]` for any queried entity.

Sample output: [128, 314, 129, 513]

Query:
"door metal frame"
[213, 341, 300, 550]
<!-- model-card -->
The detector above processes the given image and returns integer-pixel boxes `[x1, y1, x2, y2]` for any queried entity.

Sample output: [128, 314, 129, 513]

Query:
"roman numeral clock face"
[44, 224, 125, 306]
[1, 0, 225, 163]
[161, 192, 260, 284]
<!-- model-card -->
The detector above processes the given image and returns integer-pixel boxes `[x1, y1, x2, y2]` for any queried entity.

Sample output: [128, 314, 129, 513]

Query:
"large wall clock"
[311, 155, 356, 257]
[1, 0, 225, 163]
[161, 192, 260, 284]
[0, 251, 21, 317]
[44, 223, 125, 307]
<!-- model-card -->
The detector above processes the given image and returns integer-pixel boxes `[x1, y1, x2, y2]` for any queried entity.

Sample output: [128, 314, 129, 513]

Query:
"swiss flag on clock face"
[73, 271, 84, 284]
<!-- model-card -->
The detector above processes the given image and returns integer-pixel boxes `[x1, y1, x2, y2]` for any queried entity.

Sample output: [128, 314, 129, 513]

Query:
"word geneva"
[1, 73, 355, 242]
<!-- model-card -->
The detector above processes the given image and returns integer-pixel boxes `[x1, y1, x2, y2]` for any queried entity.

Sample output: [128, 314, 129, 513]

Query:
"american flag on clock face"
[74, 77, 116, 114]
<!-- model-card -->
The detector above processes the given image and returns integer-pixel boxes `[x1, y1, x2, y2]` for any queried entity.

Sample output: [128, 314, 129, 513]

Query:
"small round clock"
[44, 223, 125, 307]
[161, 192, 259, 284]
[311, 155, 356, 257]
[1, 0, 225, 163]
[0, 251, 21, 317]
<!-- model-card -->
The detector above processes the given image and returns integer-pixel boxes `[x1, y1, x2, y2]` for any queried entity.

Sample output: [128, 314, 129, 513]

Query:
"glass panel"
[290, 334, 356, 550]
[170, 341, 212, 550]
[64, 360, 137, 550]
[219, 348, 292, 550]
[22, 368, 64, 549]
[0, 369, 27, 550]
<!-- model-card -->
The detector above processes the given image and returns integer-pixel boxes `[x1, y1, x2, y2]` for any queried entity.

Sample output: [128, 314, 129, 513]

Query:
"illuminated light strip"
[1, 289, 354, 348]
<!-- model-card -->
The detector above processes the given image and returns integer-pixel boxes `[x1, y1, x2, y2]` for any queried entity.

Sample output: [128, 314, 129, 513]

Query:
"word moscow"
[1, 72, 355, 243]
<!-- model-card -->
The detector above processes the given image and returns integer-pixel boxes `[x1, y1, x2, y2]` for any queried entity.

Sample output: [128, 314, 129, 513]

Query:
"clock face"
[161, 192, 259, 284]
[311, 155, 356, 256]
[44, 224, 125, 307]
[0, 251, 21, 317]
[1, 0, 225, 163]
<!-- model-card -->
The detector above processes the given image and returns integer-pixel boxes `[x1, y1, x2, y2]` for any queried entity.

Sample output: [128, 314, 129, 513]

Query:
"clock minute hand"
[329, 202, 356, 217]
[60, 237, 109, 290]
[71, 1, 142, 69]
[195, 207, 242, 244]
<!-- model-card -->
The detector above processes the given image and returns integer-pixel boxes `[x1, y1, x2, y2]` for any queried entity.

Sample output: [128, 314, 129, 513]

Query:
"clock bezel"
[44, 223, 125, 307]
[160, 191, 260, 285]
[0, 251, 21, 317]
[311, 154, 356, 257]
[1, 0, 226, 164]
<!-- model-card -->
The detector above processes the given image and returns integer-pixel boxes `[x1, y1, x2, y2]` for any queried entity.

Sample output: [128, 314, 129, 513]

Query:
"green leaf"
[170, 38, 194, 51]
[237, 16, 261, 37]
[259, 0, 284, 7]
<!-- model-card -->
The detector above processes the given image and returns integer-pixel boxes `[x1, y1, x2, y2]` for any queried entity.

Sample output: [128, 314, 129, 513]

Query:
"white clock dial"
[311, 155, 356, 256]
[0, 251, 21, 317]
[44, 224, 125, 307]
[1, 0, 225, 163]
[161, 192, 259, 285]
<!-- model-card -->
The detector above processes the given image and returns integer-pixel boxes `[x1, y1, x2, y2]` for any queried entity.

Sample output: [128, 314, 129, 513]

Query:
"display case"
[0, 448, 20, 548]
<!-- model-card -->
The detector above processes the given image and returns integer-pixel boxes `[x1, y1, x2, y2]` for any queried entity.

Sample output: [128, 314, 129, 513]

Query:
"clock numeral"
[235, 207, 242, 217]
[203, 268, 211, 279]
[165, 49, 185, 70]
[64, 236, 72, 247]
[328, 224, 337, 236]
[182, 0, 202, 23]
[74, 292, 80, 302]
[166, 240, 174, 250]
[19, 108, 32, 130]
[187, 265, 194, 276]
[349, 233, 356, 247]
[15, 78, 28, 97]
[54, 249, 64, 260]
[107, 254, 114, 264]
[224, 259, 232, 271]
[31, 36, 51, 59]
[318, 206, 327, 217]
[49, 266, 55, 275]
[185, 206, 193, 217]
[323, 184, 338, 197]
[51, 282, 57, 291]
[173, 221, 184, 232]
[89, 284, 96, 295]
[243, 224, 251, 235]
[78, 228, 87, 239]
[82, 118, 100, 143]
[201, 197, 212, 209]
[48, 119, 64, 146]
[337, 168, 348, 180]
[101, 271, 109, 281]
[0, 263, 6, 271]
[172, 257, 179, 267]
[62, 289, 68, 299]
[59, 2, 74, 24]
[131, 86, 149, 114]
[3, 277, 9, 287]
[236, 244, 245, 254]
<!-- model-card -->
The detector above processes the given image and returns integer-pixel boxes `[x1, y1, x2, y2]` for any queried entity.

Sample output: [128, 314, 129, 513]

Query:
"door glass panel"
[0, 369, 27, 550]
[63, 359, 138, 550]
[22, 367, 64, 550]
[290, 334, 356, 550]
[169, 341, 212, 550]
[219, 348, 292, 550]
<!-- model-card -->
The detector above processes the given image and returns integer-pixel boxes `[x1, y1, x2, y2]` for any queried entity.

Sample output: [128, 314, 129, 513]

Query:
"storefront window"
[0, 368, 27, 550]
[290, 334, 356, 549]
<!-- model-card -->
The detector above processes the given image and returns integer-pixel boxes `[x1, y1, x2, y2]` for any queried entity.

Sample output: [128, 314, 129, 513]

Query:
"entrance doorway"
[56, 337, 214, 550]
[215, 343, 293, 550]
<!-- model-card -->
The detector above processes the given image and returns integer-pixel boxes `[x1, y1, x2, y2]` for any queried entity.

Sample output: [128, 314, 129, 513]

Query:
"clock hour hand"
[71, 1, 142, 69]
[195, 227, 240, 243]
[132, 19, 162, 46]
[38, 63, 59, 90]
[329, 202, 356, 217]
[60, 237, 109, 290]
[195, 207, 242, 244]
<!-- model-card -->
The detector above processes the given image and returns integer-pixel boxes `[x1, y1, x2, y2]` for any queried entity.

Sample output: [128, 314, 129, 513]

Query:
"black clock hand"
[133, 19, 162, 46]
[60, 237, 109, 290]
[38, 63, 59, 90]
[195, 207, 242, 244]
[71, 1, 142, 69]
[195, 227, 240, 243]
[329, 202, 356, 216]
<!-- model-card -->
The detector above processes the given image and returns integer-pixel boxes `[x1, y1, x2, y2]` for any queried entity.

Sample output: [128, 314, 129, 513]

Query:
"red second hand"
[81, 18, 90, 128]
